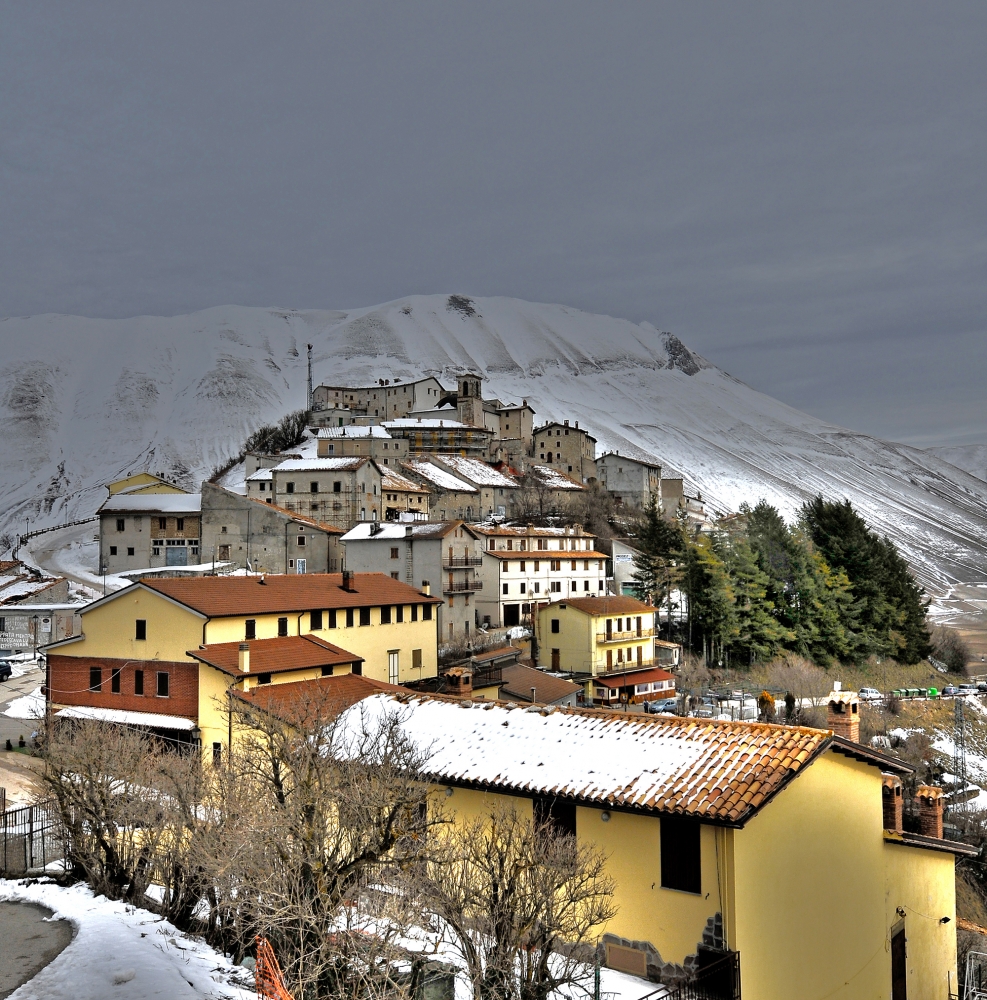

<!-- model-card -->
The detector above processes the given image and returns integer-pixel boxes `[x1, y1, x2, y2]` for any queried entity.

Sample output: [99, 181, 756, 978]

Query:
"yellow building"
[339, 690, 973, 1000]
[43, 571, 441, 757]
[106, 472, 188, 495]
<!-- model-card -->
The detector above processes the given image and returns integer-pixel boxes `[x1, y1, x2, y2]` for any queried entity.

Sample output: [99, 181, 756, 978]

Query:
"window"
[333, 481, 342, 493]
[116, 518, 125, 532]
[257, 673, 272, 685]
[551, 560, 560, 571]
[571, 560, 577, 571]
[127, 547, 135, 556]
[411, 604, 418, 621]
[176, 518, 184, 530]
[422, 604, 432, 621]
[584, 560, 590, 570]
[89, 667, 102, 692]
[359, 607, 371, 626]
[310, 482, 319, 493]
[346, 609, 354, 627]
[551, 619, 560, 634]
[533, 561, 540, 571]
[412, 648, 422, 672]
[381, 605, 392, 624]
[551, 581, 562, 592]
[311, 610, 323, 630]
[533, 582, 540, 594]
[245, 619, 256, 640]
[136, 619, 147, 640]
[134, 670, 144, 695]
[158, 517, 167, 530]
[277, 617, 288, 637]
[660, 815, 701, 894]
[286, 482, 295, 494]
[396, 605, 404, 623]
[327, 609, 337, 628]
[109, 546, 118, 556]
[388, 650, 400, 684]
[156, 671, 170, 697]
[391, 571, 400, 580]
[321, 665, 333, 677]
[584, 580, 590, 591]
[503, 583, 509, 595]
[534, 796, 576, 838]
[212, 743, 222, 766]
[391, 547, 400, 559]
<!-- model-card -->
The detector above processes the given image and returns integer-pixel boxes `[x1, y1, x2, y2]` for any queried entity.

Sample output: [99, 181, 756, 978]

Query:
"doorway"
[891, 925, 906, 1000]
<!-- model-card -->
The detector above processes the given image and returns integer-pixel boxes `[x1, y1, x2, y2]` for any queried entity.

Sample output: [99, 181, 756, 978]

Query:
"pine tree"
[682, 534, 736, 663]
[629, 497, 685, 626]
[722, 536, 794, 663]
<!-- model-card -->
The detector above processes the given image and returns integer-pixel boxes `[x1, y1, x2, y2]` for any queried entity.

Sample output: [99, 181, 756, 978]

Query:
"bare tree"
[420, 804, 616, 1000]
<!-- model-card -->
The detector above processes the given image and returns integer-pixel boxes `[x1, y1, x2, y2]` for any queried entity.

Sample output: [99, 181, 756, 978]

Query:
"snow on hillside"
[926, 444, 987, 484]
[2, 294, 986, 591]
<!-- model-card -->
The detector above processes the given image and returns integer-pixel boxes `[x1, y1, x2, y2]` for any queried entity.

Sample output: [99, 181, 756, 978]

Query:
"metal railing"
[597, 628, 655, 643]
[443, 579, 483, 593]
[442, 556, 484, 569]
[1, 798, 66, 875]
[659, 953, 741, 1000]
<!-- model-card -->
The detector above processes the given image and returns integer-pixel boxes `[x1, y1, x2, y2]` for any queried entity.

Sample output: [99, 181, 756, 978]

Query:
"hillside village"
[3, 366, 986, 1000]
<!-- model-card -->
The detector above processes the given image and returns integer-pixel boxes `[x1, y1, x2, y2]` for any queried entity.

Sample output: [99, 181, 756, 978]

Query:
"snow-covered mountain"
[2, 294, 986, 592]
[925, 444, 987, 484]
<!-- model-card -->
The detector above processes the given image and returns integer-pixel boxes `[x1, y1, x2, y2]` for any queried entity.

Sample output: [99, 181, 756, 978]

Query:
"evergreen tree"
[629, 497, 685, 626]
[722, 536, 794, 663]
[682, 534, 736, 662]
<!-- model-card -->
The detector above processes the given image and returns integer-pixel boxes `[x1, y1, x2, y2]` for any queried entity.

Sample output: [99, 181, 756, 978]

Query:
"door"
[503, 604, 520, 627]
[166, 544, 187, 566]
[296, 558, 306, 574]
[891, 926, 906, 1000]
[218, 544, 230, 561]
[551, 649, 560, 670]
[388, 651, 400, 685]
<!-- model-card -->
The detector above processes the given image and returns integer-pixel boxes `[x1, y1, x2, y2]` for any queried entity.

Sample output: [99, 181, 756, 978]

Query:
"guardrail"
[442, 557, 484, 569]
[443, 579, 483, 593]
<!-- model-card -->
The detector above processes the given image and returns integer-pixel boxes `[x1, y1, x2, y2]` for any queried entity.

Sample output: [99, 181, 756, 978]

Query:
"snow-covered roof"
[434, 456, 518, 488]
[402, 460, 478, 493]
[381, 468, 426, 492]
[473, 524, 588, 537]
[272, 457, 366, 472]
[341, 521, 466, 542]
[99, 493, 202, 514]
[384, 418, 470, 429]
[56, 706, 196, 730]
[318, 425, 393, 439]
[529, 465, 584, 490]
[340, 694, 837, 824]
[0, 577, 65, 603]
[245, 468, 273, 481]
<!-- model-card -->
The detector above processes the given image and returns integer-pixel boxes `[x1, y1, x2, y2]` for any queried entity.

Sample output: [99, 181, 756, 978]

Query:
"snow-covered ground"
[2, 295, 987, 594]
[0, 879, 255, 1000]
[4, 685, 44, 721]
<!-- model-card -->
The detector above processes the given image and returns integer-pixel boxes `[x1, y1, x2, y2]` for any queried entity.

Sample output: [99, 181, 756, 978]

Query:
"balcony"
[442, 556, 484, 569]
[443, 579, 483, 594]
[596, 628, 655, 643]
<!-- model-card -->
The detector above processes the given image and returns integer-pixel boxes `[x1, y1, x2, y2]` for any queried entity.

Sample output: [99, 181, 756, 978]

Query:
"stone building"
[269, 457, 384, 530]
[98, 492, 202, 574]
[596, 452, 662, 509]
[200, 483, 343, 574]
[312, 376, 446, 421]
[532, 420, 597, 483]
[316, 426, 409, 465]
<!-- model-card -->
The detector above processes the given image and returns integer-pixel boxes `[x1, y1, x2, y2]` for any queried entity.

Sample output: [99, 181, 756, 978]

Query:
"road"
[23, 522, 107, 595]
[0, 901, 73, 999]
[0, 663, 45, 808]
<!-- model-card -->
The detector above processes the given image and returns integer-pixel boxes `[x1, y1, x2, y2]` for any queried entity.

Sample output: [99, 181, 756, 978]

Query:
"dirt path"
[0, 901, 73, 999]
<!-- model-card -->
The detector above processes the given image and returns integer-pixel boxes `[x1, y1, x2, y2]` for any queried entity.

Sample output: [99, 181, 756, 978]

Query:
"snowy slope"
[926, 444, 987, 484]
[2, 295, 986, 591]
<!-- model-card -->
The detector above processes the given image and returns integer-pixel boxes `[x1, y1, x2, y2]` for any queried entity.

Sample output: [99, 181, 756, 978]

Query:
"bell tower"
[456, 373, 484, 427]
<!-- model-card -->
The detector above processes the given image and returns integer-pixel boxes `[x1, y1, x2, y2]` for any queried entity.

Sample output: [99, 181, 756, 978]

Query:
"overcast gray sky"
[2, 2, 984, 447]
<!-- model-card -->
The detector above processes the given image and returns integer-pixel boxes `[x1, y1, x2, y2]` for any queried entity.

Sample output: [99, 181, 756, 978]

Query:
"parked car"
[0, 660, 12, 682]
[942, 685, 960, 697]
[977, 682, 987, 693]
[959, 684, 978, 694]
[644, 697, 678, 714]
[859, 687, 882, 702]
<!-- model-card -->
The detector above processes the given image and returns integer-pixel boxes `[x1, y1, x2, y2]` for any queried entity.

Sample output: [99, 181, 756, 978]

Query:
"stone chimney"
[238, 642, 250, 673]
[882, 773, 903, 833]
[827, 681, 860, 743]
[917, 785, 944, 839]
[341, 569, 355, 592]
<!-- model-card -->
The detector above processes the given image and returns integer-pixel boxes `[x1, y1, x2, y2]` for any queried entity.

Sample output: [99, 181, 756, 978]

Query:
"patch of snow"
[56, 706, 197, 730]
[433, 456, 518, 488]
[0, 879, 254, 1000]
[4, 686, 44, 720]
[403, 460, 479, 493]
[99, 494, 201, 513]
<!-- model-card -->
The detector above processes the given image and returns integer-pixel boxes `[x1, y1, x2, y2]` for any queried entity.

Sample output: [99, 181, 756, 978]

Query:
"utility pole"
[306, 343, 314, 412]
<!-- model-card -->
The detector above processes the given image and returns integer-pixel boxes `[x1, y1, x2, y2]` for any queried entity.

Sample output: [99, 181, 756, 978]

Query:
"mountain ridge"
[1, 294, 985, 593]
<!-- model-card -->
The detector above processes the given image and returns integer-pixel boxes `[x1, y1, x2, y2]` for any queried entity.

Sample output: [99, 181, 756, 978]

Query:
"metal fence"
[658, 953, 741, 1000]
[0, 798, 66, 875]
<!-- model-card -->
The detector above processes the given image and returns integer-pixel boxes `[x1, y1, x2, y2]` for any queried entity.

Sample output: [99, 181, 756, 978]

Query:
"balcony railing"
[443, 579, 483, 594]
[597, 628, 655, 643]
[644, 952, 740, 1000]
[442, 556, 484, 569]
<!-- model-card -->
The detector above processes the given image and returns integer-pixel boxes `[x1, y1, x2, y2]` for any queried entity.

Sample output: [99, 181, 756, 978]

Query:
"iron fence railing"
[442, 557, 484, 569]
[637, 952, 740, 1000]
[442, 579, 483, 593]
[1, 798, 66, 875]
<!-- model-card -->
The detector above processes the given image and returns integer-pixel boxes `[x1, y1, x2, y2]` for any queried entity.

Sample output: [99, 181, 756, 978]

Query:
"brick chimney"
[882, 773, 903, 832]
[238, 642, 250, 673]
[917, 785, 944, 839]
[827, 681, 860, 743]
[341, 570, 355, 592]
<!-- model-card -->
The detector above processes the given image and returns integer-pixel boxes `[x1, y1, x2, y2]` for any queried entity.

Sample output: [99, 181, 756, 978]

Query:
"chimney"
[239, 642, 250, 673]
[917, 785, 944, 839]
[258, 574, 266, 585]
[827, 681, 860, 743]
[421, 580, 430, 596]
[882, 774, 903, 833]
[341, 569, 355, 591]
[564, 419, 569, 427]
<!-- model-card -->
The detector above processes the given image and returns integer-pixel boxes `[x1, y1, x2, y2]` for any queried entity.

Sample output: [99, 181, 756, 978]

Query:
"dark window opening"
[212, 742, 222, 766]
[346, 609, 354, 628]
[534, 796, 576, 838]
[176, 518, 184, 530]
[286, 482, 295, 494]
[422, 604, 432, 621]
[352, 662, 362, 675]
[551, 618, 560, 634]
[245, 619, 256, 640]
[116, 518, 125, 532]
[158, 517, 167, 530]
[321, 665, 333, 677]
[411, 604, 418, 621]
[380, 606, 392, 624]
[310, 481, 319, 493]
[660, 815, 701, 894]
[359, 607, 371, 626]
[310, 610, 323, 630]
[127, 547, 135, 557]
[111, 668, 121, 694]
[109, 546, 118, 556]
[333, 481, 342, 493]
[134, 669, 144, 695]
[396, 605, 404, 623]
[327, 609, 337, 628]
[136, 619, 146, 641]
[257, 673, 272, 685]
[277, 617, 288, 637]
[89, 667, 102, 692]
[156, 671, 170, 697]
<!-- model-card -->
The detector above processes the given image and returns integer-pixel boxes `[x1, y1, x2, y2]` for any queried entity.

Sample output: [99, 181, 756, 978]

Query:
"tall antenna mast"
[306, 343, 313, 411]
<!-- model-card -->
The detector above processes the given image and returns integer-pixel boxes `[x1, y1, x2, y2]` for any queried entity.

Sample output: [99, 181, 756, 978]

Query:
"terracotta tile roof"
[471, 645, 523, 664]
[140, 572, 441, 617]
[238, 673, 404, 724]
[592, 666, 675, 686]
[500, 664, 581, 705]
[381, 469, 428, 492]
[344, 694, 839, 826]
[554, 596, 653, 615]
[187, 635, 363, 677]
